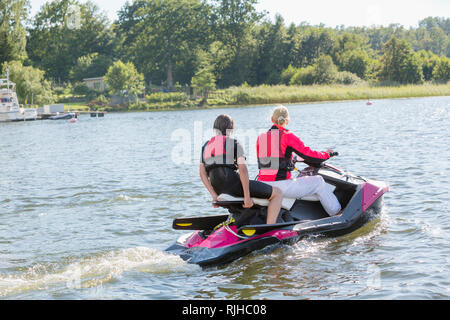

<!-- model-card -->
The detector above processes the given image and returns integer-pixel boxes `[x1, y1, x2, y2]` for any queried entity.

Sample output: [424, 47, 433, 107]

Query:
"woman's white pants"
[262, 176, 342, 216]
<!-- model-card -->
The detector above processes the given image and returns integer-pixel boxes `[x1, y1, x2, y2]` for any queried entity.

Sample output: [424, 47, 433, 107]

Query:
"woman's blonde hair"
[271, 105, 290, 126]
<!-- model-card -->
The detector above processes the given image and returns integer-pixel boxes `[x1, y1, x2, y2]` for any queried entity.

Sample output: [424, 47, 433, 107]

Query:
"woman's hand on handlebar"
[292, 155, 304, 163]
[326, 149, 339, 157]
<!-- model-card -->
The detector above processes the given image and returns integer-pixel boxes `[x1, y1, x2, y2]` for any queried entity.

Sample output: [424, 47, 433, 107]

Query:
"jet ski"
[166, 155, 389, 268]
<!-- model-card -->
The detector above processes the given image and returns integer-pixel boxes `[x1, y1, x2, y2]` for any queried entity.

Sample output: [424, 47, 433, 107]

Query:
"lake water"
[0, 96, 449, 299]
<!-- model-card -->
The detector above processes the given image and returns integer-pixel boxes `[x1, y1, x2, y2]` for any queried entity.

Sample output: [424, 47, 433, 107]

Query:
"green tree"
[339, 49, 373, 79]
[290, 55, 338, 85]
[103, 60, 145, 98]
[335, 33, 369, 53]
[433, 56, 450, 82]
[280, 64, 297, 85]
[290, 65, 315, 85]
[2, 60, 54, 105]
[297, 27, 337, 67]
[0, 0, 28, 64]
[419, 17, 450, 34]
[69, 53, 112, 81]
[253, 15, 290, 84]
[344, 19, 450, 58]
[416, 18, 449, 56]
[207, 40, 233, 86]
[378, 37, 423, 84]
[211, 0, 264, 86]
[415, 50, 440, 81]
[191, 51, 216, 105]
[212, 0, 263, 45]
[117, 0, 212, 89]
[27, 0, 114, 81]
[334, 71, 363, 85]
[313, 55, 338, 84]
[363, 24, 406, 53]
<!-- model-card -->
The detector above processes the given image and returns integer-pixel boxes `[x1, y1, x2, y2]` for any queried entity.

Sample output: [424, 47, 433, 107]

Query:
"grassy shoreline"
[221, 83, 450, 104]
[64, 83, 450, 112]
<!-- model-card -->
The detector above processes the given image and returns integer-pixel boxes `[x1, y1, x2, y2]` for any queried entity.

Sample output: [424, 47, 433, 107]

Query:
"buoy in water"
[366, 101, 372, 105]
[69, 118, 77, 123]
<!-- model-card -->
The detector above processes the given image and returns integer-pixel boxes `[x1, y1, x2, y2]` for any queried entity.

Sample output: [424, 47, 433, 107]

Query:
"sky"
[29, 0, 450, 28]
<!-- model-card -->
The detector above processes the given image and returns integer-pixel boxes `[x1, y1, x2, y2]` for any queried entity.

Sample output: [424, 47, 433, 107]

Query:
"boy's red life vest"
[256, 125, 330, 181]
[201, 135, 242, 172]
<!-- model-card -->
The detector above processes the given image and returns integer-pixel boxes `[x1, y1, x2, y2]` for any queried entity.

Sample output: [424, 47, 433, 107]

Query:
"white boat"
[0, 69, 38, 122]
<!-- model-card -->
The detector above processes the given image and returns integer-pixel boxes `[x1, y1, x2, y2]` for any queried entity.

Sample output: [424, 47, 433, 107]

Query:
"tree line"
[1, 0, 449, 105]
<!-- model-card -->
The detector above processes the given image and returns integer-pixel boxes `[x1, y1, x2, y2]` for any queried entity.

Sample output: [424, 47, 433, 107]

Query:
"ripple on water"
[0, 247, 199, 298]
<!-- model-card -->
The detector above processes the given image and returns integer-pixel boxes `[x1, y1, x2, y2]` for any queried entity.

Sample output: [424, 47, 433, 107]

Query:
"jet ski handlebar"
[329, 151, 339, 157]
[293, 151, 338, 162]
[293, 151, 338, 168]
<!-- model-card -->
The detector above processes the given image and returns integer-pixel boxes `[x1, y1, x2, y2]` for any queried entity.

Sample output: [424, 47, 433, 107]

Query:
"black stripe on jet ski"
[172, 214, 229, 230]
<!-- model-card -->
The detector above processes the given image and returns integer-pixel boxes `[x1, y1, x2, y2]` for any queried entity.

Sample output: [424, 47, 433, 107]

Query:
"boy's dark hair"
[213, 114, 234, 135]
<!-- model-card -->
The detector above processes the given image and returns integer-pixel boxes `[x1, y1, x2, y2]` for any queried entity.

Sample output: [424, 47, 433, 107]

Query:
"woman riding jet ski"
[166, 113, 389, 268]
[256, 105, 342, 217]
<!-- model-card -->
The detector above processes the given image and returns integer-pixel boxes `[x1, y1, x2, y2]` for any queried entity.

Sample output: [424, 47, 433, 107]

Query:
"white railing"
[0, 79, 15, 89]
